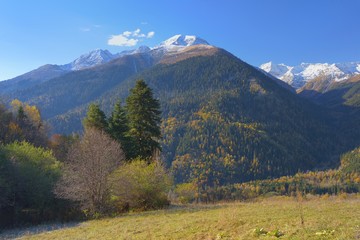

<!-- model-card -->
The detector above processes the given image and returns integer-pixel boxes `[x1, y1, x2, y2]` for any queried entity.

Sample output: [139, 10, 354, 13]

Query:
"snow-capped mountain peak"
[260, 61, 360, 89]
[62, 49, 116, 71]
[259, 61, 273, 73]
[157, 34, 209, 49]
[60, 36, 210, 71]
[115, 45, 151, 58]
[260, 62, 291, 77]
[134, 45, 151, 53]
[5, 35, 212, 80]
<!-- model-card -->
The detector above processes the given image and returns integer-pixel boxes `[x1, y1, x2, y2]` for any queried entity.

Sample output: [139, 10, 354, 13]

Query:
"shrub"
[174, 182, 197, 204]
[0, 141, 61, 226]
[110, 159, 172, 211]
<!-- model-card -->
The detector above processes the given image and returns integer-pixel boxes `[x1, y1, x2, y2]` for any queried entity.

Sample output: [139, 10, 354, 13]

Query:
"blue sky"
[1, 0, 359, 80]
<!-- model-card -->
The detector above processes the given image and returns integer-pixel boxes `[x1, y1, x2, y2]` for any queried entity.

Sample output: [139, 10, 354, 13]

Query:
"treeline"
[0, 80, 170, 228]
[0, 101, 64, 227]
[173, 149, 360, 203]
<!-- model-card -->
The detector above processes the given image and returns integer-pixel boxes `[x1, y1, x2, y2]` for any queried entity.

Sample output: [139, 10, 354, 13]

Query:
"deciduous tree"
[0, 142, 61, 224]
[10, 100, 48, 147]
[55, 128, 125, 215]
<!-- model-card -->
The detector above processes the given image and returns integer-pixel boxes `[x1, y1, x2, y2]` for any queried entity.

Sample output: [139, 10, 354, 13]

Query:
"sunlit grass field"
[14, 195, 360, 239]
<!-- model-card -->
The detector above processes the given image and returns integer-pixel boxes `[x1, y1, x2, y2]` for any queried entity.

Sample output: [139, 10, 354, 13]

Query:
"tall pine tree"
[83, 103, 107, 131]
[126, 80, 161, 161]
[108, 100, 134, 159]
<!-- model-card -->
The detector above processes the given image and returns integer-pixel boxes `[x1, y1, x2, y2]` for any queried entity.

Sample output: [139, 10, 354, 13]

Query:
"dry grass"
[12, 195, 360, 240]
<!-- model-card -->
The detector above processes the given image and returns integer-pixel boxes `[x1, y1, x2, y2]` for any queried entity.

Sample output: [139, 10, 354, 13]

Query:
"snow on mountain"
[133, 45, 151, 54]
[61, 49, 116, 71]
[60, 35, 208, 71]
[154, 34, 209, 51]
[260, 62, 290, 78]
[260, 61, 360, 89]
[113, 35, 209, 59]
[2, 35, 211, 83]
[115, 45, 151, 58]
[60, 46, 151, 71]
[18, 35, 210, 74]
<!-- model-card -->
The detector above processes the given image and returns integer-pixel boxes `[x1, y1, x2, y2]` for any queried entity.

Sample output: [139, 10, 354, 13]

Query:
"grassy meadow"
[7, 195, 360, 240]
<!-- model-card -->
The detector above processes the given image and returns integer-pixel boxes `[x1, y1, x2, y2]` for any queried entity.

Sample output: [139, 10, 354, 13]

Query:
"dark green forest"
[299, 74, 360, 150]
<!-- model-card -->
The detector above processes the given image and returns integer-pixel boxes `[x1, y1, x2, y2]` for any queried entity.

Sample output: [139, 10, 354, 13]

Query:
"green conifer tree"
[83, 103, 107, 131]
[108, 100, 134, 159]
[126, 80, 161, 161]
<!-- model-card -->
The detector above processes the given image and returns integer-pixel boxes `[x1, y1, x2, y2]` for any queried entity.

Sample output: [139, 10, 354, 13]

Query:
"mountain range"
[0, 34, 359, 184]
[260, 60, 360, 163]
[260, 61, 360, 90]
[0, 35, 212, 93]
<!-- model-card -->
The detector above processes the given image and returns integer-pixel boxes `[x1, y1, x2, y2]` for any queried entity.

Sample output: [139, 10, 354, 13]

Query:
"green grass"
[19, 195, 360, 240]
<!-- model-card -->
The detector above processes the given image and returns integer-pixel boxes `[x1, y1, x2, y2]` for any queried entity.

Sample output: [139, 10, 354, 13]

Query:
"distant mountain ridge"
[260, 61, 360, 89]
[0, 35, 210, 94]
[0, 64, 70, 94]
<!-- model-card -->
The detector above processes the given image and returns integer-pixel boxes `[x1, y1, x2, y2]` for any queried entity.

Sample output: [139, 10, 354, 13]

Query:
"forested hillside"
[1, 46, 357, 186]
[88, 50, 341, 184]
[2, 54, 154, 123]
[130, 51, 338, 184]
[299, 74, 360, 151]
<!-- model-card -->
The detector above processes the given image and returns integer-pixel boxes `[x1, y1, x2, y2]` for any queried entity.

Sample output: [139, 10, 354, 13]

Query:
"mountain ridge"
[61, 49, 116, 71]
[260, 61, 360, 89]
[0, 35, 211, 92]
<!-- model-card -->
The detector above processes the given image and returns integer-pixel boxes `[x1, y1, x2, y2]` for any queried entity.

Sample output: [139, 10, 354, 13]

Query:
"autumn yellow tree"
[10, 99, 47, 146]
